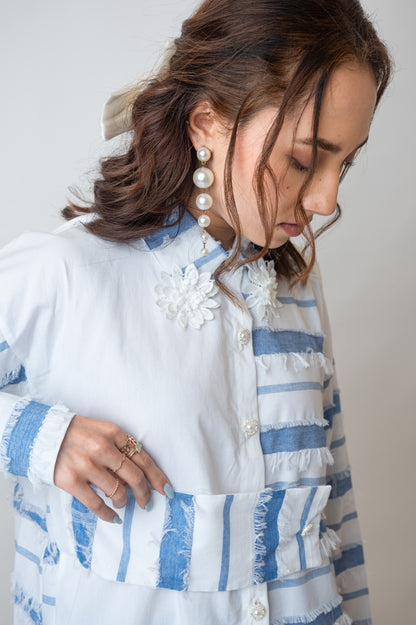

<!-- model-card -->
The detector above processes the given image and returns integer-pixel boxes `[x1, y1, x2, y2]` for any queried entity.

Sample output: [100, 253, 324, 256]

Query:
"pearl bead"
[201, 247, 209, 256]
[196, 193, 213, 211]
[197, 147, 212, 162]
[193, 167, 214, 189]
[242, 419, 259, 435]
[201, 231, 209, 242]
[198, 214, 211, 228]
[301, 523, 314, 537]
[238, 328, 250, 345]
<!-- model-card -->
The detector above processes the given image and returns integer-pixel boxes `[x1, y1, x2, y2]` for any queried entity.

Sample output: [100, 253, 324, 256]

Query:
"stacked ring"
[119, 434, 143, 458]
[105, 478, 120, 499]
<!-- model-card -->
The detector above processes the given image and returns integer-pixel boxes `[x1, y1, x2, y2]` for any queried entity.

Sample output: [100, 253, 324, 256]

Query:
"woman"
[0, 0, 392, 623]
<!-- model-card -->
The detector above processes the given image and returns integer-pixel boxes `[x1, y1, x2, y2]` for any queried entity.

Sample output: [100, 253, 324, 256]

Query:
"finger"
[131, 448, 174, 499]
[73, 483, 122, 524]
[88, 465, 128, 509]
[115, 458, 151, 510]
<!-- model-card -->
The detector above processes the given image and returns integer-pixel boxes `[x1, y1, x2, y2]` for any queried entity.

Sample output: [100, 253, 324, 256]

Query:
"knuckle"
[88, 499, 105, 515]
[140, 452, 153, 470]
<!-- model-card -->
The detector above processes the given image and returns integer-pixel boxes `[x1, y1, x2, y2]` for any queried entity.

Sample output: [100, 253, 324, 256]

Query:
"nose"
[302, 172, 339, 217]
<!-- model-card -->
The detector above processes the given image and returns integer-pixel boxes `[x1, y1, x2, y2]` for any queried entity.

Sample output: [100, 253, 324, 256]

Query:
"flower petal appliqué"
[155, 263, 220, 329]
[242, 258, 283, 323]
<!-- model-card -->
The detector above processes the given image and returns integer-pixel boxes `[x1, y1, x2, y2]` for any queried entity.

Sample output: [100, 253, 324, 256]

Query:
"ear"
[187, 101, 219, 152]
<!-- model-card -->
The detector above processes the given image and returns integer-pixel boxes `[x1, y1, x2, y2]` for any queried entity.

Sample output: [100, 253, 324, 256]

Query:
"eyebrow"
[295, 135, 369, 154]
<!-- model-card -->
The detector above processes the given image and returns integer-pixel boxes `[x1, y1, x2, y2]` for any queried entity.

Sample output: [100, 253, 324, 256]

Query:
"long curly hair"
[62, 0, 393, 305]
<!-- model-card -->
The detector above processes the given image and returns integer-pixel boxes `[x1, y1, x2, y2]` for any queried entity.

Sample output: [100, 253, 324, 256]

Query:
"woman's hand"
[53, 414, 174, 523]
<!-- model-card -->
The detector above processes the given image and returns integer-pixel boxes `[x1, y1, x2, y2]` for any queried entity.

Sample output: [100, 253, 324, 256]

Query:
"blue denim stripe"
[260, 424, 327, 454]
[327, 511, 358, 532]
[116, 487, 136, 582]
[296, 487, 317, 569]
[253, 328, 324, 357]
[218, 495, 234, 591]
[266, 477, 326, 490]
[191, 246, 224, 271]
[333, 544, 365, 576]
[13, 583, 43, 625]
[7, 401, 49, 476]
[42, 595, 56, 606]
[330, 436, 346, 450]
[15, 541, 42, 573]
[342, 587, 369, 601]
[253, 489, 285, 583]
[13, 482, 48, 532]
[7, 365, 27, 386]
[258, 381, 323, 395]
[268, 563, 332, 590]
[324, 392, 341, 429]
[144, 209, 196, 249]
[0, 339, 9, 352]
[327, 471, 352, 499]
[157, 493, 195, 591]
[71, 496, 98, 569]
[276, 297, 317, 308]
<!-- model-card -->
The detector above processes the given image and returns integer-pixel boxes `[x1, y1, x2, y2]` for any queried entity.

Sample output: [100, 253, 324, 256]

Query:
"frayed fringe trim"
[27, 401, 76, 488]
[11, 577, 43, 625]
[253, 489, 274, 584]
[256, 351, 334, 375]
[177, 498, 195, 591]
[334, 615, 353, 625]
[261, 417, 329, 432]
[271, 595, 343, 624]
[0, 397, 31, 472]
[320, 528, 342, 557]
[267, 447, 334, 473]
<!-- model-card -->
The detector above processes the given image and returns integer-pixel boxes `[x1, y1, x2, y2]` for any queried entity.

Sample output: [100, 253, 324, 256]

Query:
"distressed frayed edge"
[261, 417, 329, 432]
[271, 594, 344, 624]
[256, 351, 334, 375]
[177, 498, 195, 591]
[11, 576, 43, 625]
[27, 402, 76, 487]
[253, 489, 273, 584]
[0, 362, 23, 388]
[0, 397, 31, 472]
[334, 615, 353, 625]
[320, 528, 342, 558]
[267, 447, 334, 472]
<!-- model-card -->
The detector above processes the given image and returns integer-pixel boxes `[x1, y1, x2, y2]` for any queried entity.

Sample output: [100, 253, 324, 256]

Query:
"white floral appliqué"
[155, 263, 220, 329]
[243, 258, 283, 323]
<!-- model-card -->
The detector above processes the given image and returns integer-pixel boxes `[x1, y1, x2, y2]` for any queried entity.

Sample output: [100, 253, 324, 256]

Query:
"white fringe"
[27, 401, 76, 488]
[256, 351, 334, 375]
[267, 447, 334, 473]
[334, 614, 353, 625]
[253, 489, 273, 584]
[178, 498, 195, 591]
[0, 396, 31, 472]
[260, 416, 329, 431]
[320, 528, 342, 558]
[271, 595, 343, 624]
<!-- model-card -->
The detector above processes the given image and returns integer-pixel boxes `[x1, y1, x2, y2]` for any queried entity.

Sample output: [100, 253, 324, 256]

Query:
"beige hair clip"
[100, 39, 177, 141]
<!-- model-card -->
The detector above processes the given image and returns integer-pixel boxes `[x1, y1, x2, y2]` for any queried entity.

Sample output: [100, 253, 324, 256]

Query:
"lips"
[279, 222, 302, 237]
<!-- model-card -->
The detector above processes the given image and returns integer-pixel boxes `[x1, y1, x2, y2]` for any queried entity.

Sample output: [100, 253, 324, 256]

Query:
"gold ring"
[114, 454, 127, 472]
[105, 478, 120, 499]
[119, 434, 143, 457]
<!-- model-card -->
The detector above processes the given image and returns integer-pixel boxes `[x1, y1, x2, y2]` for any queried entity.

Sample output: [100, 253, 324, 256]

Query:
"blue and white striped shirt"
[0, 206, 371, 625]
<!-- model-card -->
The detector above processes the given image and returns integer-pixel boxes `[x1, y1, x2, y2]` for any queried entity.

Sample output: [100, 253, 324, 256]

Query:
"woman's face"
[187, 61, 378, 250]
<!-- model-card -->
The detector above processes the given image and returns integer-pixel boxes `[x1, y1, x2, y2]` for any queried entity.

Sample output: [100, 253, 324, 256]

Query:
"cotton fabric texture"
[0, 207, 371, 625]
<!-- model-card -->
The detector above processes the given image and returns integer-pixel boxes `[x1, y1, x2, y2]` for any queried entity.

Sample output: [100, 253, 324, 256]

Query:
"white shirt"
[0, 206, 371, 625]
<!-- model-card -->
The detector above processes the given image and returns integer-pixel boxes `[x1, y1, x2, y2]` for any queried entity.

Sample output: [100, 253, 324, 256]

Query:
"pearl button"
[238, 328, 250, 345]
[243, 419, 259, 436]
[250, 599, 266, 620]
[301, 523, 314, 537]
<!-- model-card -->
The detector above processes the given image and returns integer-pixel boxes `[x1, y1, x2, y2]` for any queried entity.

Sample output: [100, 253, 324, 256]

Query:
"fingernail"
[164, 483, 175, 499]
[113, 515, 123, 525]
[145, 500, 153, 512]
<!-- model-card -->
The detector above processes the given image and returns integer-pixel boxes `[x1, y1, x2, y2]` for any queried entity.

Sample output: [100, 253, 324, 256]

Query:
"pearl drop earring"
[193, 146, 213, 257]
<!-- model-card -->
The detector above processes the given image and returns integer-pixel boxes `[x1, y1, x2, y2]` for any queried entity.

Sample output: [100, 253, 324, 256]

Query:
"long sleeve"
[0, 231, 76, 487]
[0, 327, 75, 486]
[312, 262, 372, 625]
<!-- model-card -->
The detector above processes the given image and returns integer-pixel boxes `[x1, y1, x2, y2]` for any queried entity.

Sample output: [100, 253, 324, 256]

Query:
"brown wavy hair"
[62, 0, 393, 305]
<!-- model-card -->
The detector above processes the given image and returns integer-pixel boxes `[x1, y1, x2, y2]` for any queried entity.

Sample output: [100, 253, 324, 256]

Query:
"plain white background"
[1, 1, 414, 623]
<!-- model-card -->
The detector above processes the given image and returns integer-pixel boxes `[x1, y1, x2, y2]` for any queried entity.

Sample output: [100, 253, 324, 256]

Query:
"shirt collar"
[143, 206, 256, 275]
